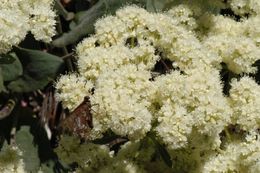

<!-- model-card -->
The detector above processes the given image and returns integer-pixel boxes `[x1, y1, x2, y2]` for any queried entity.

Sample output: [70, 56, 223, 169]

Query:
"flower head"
[0, 0, 56, 53]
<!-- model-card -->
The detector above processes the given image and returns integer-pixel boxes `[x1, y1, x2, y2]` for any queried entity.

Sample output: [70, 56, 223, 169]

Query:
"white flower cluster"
[0, 146, 26, 173]
[55, 74, 93, 111]
[55, 135, 113, 172]
[154, 68, 231, 149]
[0, 0, 56, 54]
[91, 65, 153, 140]
[203, 132, 260, 173]
[167, 4, 198, 30]
[229, 77, 260, 131]
[202, 15, 260, 74]
[55, 135, 172, 173]
[55, 1, 260, 172]
[229, 0, 260, 16]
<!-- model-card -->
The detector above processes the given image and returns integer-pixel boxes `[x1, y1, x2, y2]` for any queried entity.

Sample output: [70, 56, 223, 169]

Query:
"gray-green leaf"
[52, 0, 147, 47]
[7, 47, 64, 92]
[0, 54, 23, 82]
[0, 68, 6, 92]
[16, 126, 40, 173]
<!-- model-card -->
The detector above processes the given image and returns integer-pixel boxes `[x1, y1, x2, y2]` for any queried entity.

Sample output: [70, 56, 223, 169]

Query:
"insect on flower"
[60, 96, 93, 140]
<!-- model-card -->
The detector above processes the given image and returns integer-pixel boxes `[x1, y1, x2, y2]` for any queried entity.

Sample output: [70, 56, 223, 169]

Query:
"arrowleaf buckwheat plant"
[54, 0, 260, 172]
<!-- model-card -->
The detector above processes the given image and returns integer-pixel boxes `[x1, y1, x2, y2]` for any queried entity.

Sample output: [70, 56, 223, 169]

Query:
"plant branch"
[54, 0, 75, 21]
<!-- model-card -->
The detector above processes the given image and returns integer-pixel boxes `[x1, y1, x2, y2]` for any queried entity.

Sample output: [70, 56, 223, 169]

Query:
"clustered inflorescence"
[0, 0, 56, 54]
[54, 0, 260, 172]
[0, 146, 25, 173]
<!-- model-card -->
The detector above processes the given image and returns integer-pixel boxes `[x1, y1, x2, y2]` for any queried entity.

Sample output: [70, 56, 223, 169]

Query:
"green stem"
[56, 16, 74, 71]
[54, 0, 75, 21]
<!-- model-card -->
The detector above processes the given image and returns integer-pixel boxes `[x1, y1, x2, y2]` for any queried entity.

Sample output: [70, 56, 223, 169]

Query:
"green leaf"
[146, 0, 165, 12]
[8, 76, 50, 93]
[69, 11, 86, 30]
[16, 126, 41, 172]
[156, 141, 172, 167]
[0, 68, 6, 92]
[39, 162, 57, 173]
[7, 47, 64, 92]
[15, 122, 56, 172]
[15, 107, 63, 173]
[148, 133, 172, 168]
[0, 54, 16, 64]
[52, 0, 106, 47]
[0, 54, 22, 82]
[52, 0, 147, 47]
